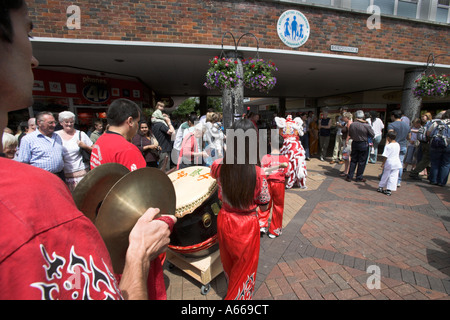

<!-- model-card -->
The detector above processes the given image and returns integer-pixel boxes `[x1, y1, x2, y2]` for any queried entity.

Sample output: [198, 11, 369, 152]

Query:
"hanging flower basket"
[412, 73, 449, 98]
[204, 56, 241, 90]
[242, 58, 278, 94]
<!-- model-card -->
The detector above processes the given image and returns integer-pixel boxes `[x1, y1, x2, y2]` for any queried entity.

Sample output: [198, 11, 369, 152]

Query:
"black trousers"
[347, 141, 369, 181]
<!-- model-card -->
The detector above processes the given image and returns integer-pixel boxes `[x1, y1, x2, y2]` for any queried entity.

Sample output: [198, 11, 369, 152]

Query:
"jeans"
[319, 135, 330, 159]
[429, 145, 450, 185]
[368, 135, 382, 163]
[347, 141, 369, 180]
[300, 132, 310, 159]
[398, 146, 407, 184]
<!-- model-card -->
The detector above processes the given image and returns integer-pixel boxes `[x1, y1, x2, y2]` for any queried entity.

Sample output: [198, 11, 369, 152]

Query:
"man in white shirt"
[18, 111, 65, 179]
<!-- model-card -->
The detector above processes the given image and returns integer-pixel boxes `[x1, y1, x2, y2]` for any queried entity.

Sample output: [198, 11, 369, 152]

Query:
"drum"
[168, 166, 221, 257]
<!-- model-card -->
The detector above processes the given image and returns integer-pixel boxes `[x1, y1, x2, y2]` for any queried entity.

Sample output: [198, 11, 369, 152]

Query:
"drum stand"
[167, 248, 223, 295]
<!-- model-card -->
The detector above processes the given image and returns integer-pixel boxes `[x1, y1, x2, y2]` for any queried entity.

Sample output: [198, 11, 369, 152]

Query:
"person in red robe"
[210, 119, 270, 300]
[259, 135, 289, 238]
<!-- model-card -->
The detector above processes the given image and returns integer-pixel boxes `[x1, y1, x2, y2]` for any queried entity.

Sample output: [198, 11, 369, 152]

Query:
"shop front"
[7, 68, 153, 133]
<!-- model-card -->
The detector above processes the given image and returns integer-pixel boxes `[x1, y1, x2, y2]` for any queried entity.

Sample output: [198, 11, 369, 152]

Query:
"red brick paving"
[253, 257, 450, 300]
[164, 158, 450, 300]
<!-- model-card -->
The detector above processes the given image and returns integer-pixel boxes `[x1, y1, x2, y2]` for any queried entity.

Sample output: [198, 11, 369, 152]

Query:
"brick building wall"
[28, 0, 449, 64]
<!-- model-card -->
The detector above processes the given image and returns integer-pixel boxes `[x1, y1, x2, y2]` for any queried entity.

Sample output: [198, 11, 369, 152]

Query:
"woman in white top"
[56, 111, 93, 192]
[367, 111, 385, 163]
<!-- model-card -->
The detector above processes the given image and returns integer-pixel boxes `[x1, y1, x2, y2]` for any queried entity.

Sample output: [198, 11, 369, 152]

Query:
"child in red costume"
[210, 119, 270, 300]
[259, 135, 289, 238]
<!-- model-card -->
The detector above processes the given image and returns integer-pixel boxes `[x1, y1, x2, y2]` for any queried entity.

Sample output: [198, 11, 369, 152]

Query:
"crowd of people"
[3, 93, 450, 298]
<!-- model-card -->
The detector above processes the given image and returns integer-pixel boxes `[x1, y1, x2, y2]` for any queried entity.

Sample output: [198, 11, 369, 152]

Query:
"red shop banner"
[32, 69, 149, 105]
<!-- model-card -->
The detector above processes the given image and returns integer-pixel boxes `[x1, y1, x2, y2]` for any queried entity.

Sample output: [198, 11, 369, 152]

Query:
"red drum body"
[168, 166, 221, 257]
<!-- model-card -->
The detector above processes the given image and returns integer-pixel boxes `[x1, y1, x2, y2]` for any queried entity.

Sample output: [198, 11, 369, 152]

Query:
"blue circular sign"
[277, 10, 310, 48]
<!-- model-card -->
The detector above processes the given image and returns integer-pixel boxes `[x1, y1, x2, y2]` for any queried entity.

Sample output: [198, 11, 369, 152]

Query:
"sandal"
[377, 187, 383, 193]
[383, 189, 392, 196]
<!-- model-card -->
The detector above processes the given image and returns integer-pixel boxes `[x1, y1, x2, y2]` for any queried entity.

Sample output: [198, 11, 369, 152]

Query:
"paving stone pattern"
[164, 158, 450, 300]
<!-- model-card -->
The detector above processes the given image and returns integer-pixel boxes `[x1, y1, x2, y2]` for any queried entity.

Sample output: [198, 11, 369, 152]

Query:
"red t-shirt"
[0, 158, 122, 300]
[261, 154, 289, 183]
[90, 132, 146, 171]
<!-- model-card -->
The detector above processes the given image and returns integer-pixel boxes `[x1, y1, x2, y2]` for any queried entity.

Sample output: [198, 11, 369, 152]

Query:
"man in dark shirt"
[152, 120, 173, 172]
[346, 110, 375, 182]
[318, 108, 331, 161]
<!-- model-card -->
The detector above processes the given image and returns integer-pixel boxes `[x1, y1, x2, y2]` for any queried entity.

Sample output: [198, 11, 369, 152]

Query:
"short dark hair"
[187, 113, 198, 125]
[387, 131, 397, 141]
[0, 0, 25, 43]
[107, 99, 141, 126]
[391, 110, 402, 119]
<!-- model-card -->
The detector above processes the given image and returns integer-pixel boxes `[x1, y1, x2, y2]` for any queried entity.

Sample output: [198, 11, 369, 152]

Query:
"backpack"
[430, 120, 450, 149]
[417, 126, 428, 143]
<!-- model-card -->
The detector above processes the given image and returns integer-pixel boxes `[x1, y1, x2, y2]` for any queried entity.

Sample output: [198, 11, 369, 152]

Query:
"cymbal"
[95, 167, 176, 274]
[72, 163, 130, 223]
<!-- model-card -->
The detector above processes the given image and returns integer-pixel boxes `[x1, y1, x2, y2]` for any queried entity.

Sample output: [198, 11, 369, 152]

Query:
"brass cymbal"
[95, 167, 176, 274]
[72, 163, 130, 223]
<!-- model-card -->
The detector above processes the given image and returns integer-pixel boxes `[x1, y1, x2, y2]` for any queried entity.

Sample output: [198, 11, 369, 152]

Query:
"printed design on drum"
[175, 169, 212, 182]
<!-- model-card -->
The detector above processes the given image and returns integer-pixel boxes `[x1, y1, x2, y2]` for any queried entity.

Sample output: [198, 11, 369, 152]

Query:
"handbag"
[79, 131, 91, 164]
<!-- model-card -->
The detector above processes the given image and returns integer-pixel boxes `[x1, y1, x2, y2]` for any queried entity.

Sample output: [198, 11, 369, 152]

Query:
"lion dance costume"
[275, 115, 307, 189]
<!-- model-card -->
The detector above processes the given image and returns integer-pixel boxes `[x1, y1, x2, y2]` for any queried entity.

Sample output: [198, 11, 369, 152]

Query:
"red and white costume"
[0, 158, 122, 300]
[275, 116, 307, 189]
[259, 154, 289, 237]
[90, 131, 166, 300]
[210, 160, 270, 300]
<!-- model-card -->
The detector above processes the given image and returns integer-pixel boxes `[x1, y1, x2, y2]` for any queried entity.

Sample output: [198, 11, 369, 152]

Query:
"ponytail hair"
[220, 119, 257, 210]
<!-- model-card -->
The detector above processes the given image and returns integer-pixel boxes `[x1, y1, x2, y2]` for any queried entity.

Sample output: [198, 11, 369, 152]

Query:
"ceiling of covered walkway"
[31, 38, 450, 104]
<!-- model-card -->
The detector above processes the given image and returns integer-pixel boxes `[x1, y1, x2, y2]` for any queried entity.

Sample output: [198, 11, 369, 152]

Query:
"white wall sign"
[330, 45, 359, 54]
[277, 10, 310, 48]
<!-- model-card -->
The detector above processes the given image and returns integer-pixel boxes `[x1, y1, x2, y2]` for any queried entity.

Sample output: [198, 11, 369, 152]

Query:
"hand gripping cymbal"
[72, 163, 130, 223]
[95, 167, 176, 274]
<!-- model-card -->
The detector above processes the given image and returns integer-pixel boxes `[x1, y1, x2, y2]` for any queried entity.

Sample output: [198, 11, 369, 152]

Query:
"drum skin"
[169, 191, 220, 257]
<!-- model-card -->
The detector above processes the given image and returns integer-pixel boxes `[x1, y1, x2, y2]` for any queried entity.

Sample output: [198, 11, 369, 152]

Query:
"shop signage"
[277, 10, 310, 48]
[82, 76, 109, 103]
[83, 84, 110, 103]
[32, 69, 146, 105]
[330, 45, 359, 54]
